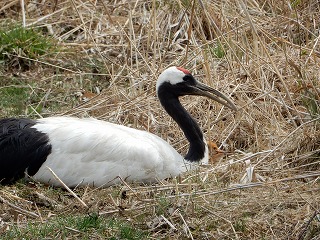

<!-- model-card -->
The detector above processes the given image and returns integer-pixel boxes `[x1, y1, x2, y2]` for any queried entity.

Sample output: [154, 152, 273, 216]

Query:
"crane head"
[156, 66, 237, 111]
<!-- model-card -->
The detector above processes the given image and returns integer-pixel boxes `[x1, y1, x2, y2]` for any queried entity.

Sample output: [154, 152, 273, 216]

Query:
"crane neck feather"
[158, 85, 207, 162]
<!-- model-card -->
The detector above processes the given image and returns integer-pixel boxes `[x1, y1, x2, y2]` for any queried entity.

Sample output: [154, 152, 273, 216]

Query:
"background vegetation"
[0, 0, 319, 239]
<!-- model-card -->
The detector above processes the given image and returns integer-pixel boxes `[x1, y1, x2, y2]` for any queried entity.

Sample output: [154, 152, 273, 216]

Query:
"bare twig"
[46, 167, 88, 208]
[0, 196, 39, 219]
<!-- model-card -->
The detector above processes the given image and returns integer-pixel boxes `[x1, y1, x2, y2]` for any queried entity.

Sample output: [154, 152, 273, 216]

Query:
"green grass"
[208, 42, 226, 59]
[110, 220, 147, 240]
[0, 73, 89, 118]
[2, 214, 148, 240]
[0, 79, 60, 118]
[76, 213, 106, 233]
[0, 85, 30, 116]
[0, 25, 57, 70]
[234, 219, 247, 233]
[301, 91, 320, 118]
[154, 196, 172, 216]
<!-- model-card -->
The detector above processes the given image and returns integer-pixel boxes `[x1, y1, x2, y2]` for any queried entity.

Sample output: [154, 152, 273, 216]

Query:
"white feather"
[32, 117, 197, 187]
[156, 66, 185, 92]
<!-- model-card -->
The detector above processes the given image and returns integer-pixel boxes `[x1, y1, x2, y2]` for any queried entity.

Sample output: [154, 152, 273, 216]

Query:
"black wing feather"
[0, 118, 52, 184]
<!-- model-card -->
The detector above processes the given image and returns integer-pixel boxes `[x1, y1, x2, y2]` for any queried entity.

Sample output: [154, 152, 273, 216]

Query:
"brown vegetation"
[0, 0, 319, 239]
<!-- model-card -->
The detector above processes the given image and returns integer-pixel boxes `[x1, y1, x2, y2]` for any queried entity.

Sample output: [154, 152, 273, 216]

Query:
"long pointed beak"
[191, 82, 237, 111]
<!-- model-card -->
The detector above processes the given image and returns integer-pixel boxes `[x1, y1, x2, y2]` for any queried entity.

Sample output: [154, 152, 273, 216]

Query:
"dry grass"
[0, 0, 319, 239]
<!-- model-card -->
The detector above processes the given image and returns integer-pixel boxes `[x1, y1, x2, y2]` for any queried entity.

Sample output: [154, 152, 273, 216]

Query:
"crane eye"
[182, 74, 196, 85]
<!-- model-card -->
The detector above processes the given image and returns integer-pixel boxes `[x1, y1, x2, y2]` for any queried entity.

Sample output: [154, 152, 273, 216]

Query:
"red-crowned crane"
[0, 66, 236, 187]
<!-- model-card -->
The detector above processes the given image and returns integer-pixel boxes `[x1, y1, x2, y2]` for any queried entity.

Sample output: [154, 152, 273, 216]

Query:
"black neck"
[158, 88, 206, 162]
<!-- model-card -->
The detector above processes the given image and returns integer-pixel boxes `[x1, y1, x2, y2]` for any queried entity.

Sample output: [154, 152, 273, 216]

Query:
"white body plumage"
[32, 116, 200, 187]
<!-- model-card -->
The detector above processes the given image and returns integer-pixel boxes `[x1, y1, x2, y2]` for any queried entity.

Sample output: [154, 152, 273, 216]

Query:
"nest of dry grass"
[0, 0, 319, 239]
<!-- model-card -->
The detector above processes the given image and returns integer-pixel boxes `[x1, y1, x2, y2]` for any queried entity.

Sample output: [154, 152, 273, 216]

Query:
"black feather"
[0, 118, 52, 184]
[157, 82, 206, 162]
